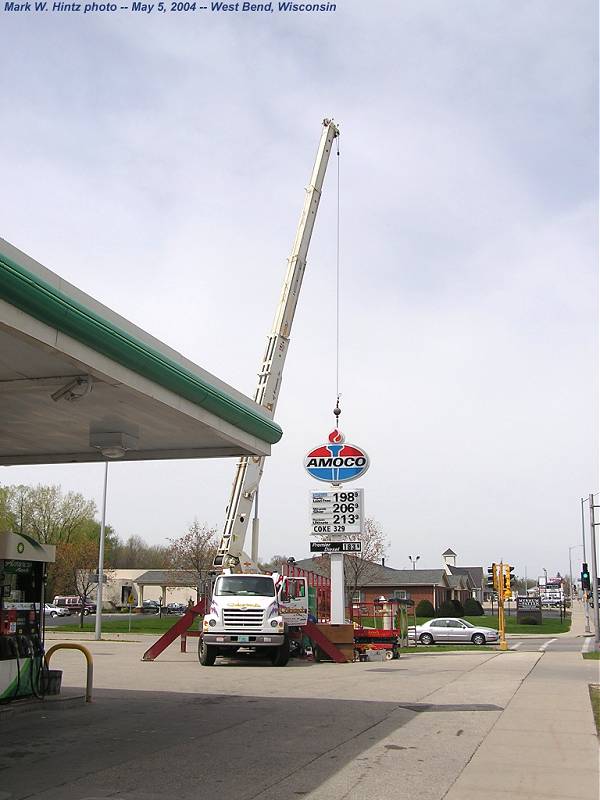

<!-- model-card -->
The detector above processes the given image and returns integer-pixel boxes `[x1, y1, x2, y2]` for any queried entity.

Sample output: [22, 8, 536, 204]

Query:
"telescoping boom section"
[213, 119, 339, 571]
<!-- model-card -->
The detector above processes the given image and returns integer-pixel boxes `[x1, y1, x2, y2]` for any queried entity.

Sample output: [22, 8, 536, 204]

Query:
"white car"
[44, 603, 70, 618]
[411, 617, 499, 645]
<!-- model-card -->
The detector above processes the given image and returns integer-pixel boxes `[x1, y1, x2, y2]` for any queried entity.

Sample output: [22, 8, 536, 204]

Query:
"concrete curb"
[45, 632, 153, 642]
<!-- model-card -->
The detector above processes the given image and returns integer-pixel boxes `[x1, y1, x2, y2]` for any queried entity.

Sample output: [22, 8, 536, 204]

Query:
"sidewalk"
[443, 606, 599, 800]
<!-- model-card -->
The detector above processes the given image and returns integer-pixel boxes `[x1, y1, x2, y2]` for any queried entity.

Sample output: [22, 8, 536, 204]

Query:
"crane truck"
[199, 119, 339, 667]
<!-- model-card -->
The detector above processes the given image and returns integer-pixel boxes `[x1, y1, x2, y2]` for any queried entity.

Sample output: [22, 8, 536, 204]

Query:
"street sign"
[127, 593, 135, 606]
[304, 430, 370, 484]
[311, 488, 364, 535]
[310, 541, 362, 554]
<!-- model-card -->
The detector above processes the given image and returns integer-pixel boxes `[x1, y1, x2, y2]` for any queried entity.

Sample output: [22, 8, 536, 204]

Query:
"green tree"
[0, 486, 15, 532]
[1, 484, 97, 544]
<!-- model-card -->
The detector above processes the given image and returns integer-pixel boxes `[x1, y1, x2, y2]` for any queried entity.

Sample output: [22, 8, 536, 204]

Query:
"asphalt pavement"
[4, 602, 596, 800]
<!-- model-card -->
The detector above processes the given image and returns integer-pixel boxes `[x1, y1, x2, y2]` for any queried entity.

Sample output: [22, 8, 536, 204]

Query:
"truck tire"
[198, 639, 217, 666]
[271, 637, 290, 667]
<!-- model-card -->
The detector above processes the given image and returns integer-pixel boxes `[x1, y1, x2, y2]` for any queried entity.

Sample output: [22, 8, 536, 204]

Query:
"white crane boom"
[213, 119, 339, 570]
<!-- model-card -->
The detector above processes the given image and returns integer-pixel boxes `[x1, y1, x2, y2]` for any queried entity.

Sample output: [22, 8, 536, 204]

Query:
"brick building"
[292, 557, 472, 610]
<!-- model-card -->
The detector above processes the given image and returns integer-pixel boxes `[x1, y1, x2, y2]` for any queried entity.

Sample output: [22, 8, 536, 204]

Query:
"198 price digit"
[333, 491, 357, 502]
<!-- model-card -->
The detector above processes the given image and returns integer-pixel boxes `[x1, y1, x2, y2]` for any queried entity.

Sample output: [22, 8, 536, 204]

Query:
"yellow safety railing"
[44, 643, 94, 703]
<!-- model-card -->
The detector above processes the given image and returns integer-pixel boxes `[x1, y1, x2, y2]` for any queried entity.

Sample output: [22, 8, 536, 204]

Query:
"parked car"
[142, 600, 160, 614]
[410, 618, 499, 645]
[53, 596, 96, 615]
[166, 602, 185, 615]
[44, 603, 70, 618]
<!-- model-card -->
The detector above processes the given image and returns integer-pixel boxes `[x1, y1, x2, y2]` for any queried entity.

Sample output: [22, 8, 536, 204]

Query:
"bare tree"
[108, 534, 171, 568]
[168, 520, 218, 600]
[258, 554, 292, 573]
[343, 518, 389, 603]
[314, 517, 389, 604]
[53, 539, 109, 629]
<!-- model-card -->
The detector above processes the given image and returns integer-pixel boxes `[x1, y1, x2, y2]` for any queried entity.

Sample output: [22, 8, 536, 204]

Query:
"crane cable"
[334, 133, 342, 429]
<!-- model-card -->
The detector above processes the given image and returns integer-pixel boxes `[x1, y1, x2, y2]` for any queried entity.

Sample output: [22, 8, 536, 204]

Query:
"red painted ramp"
[303, 621, 350, 663]
[142, 601, 205, 661]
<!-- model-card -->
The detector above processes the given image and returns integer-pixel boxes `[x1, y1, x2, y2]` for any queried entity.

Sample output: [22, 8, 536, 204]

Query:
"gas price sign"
[311, 489, 364, 535]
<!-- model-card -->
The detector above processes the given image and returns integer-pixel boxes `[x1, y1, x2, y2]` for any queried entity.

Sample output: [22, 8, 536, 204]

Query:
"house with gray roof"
[442, 548, 487, 601]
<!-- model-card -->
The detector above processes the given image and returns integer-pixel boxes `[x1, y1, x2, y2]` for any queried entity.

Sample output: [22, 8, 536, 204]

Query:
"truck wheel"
[198, 639, 217, 666]
[271, 637, 290, 667]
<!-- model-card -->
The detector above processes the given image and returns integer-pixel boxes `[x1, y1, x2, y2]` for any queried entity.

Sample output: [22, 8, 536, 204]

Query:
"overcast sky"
[0, 1, 597, 578]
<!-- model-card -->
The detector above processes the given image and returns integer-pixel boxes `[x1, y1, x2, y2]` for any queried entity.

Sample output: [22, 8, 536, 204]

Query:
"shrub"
[436, 600, 457, 617]
[519, 616, 540, 626]
[451, 599, 465, 616]
[415, 599, 435, 618]
[464, 597, 484, 616]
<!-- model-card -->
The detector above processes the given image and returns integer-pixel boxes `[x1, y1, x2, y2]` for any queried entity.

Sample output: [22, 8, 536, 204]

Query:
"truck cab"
[200, 573, 307, 667]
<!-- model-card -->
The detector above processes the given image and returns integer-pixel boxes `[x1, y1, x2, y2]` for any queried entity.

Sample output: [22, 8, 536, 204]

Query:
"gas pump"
[0, 532, 55, 702]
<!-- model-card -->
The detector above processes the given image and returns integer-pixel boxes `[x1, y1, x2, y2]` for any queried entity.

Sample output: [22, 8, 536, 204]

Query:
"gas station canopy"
[0, 239, 281, 465]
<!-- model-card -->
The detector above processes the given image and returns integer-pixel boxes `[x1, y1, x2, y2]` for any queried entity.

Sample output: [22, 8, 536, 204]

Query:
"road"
[509, 635, 595, 653]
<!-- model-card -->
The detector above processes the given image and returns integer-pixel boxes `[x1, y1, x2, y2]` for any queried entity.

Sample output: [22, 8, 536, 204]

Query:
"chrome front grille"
[223, 609, 265, 631]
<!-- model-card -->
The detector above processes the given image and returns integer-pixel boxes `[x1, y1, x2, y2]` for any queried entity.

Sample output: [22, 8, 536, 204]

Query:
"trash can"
[41, 669, 62, 695]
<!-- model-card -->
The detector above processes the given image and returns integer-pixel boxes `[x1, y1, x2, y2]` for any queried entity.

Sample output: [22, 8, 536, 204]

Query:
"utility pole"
[588, 494, 600, 649]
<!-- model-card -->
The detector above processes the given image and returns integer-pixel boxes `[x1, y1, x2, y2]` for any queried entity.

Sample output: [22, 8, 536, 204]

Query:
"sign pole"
[588, 494, 600, 649]
[498, 562, 508, 651]
[94, 461, 109, 642]
[330, 551, 346, 624]
[127, 592, 135, 633]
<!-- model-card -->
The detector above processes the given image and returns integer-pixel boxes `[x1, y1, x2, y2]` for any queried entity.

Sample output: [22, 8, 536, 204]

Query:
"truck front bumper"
[203, 633, 285, 647]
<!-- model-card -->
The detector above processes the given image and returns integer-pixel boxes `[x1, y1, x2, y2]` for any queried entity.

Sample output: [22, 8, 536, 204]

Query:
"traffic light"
[487, 563, 497, 589]
[581, 563, 591, 591]
[504, 565, 515, 598]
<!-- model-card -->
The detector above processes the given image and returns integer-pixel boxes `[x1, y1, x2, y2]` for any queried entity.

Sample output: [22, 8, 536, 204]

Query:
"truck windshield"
[215, 576, 275, 597]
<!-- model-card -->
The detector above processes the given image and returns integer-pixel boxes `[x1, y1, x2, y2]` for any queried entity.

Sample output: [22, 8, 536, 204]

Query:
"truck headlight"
[209, 618, 217, 627]
[270, 619, 279, 628]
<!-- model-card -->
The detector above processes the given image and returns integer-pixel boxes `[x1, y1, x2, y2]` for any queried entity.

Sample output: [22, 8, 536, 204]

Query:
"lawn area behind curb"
[589, 685, 600, 735]
[47, 616, 185, 634]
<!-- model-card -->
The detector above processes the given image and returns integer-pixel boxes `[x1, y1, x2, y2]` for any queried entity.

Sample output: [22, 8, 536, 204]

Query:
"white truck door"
[278, 577, 308, 626]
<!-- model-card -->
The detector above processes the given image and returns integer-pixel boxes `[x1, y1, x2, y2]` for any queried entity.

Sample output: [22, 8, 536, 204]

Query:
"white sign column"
[330, 551, 346, 624]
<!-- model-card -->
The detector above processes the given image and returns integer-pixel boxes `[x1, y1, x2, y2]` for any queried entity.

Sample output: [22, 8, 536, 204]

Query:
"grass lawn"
[399, 645, 495, 653]
[47, 616, 186, 634]
[583, 651, 600, 660]
[589, 685, 600, 735]
[53, 613, 571, 637]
